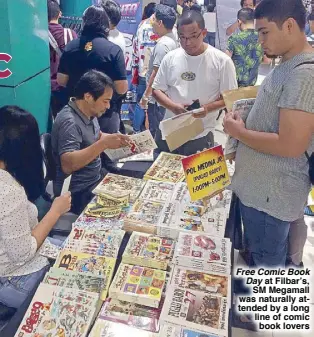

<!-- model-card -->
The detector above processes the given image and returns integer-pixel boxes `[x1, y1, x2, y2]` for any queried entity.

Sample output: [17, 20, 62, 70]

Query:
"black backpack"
[294, 61, 314, 184]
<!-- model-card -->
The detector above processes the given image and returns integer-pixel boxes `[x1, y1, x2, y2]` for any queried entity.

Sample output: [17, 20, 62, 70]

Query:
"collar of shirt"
[68, 98, 93, 126]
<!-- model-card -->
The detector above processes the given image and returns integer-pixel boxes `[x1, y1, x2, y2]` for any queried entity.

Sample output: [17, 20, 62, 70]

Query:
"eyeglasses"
[179, 31, 203, 43]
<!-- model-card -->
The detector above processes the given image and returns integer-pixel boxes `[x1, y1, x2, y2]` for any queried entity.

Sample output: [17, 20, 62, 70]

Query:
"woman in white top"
[0, 106, 71, 309]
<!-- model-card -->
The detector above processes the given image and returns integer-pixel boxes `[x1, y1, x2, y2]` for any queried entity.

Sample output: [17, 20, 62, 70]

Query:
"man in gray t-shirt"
[51, 70, 130, 214]
[224, 0, 314, 268]
[139, 4, 179, 137]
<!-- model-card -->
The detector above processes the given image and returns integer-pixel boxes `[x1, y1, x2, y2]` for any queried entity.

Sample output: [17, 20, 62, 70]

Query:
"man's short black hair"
[48, 0, 60, 22]
[238, 8, 255, 23]
[254, 0, 307, 30]
[190, 4, 202, 12]
[74, 70, 114, 100]
[101, 0, 122, 27]
[82, 5, 110, 38]
[155, 4, 177, 30]
[143, 2, 157, 20]
[240, 0, 256, 7]
[178, 9, 205, 29]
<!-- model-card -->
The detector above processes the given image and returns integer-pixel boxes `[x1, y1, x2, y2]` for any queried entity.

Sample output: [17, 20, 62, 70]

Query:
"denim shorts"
[0, 265, 49, 308]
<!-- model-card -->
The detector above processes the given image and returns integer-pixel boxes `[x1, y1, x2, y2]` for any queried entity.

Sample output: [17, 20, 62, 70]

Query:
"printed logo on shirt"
[181, 72, 196, 81]
[85, 42, 93, 52]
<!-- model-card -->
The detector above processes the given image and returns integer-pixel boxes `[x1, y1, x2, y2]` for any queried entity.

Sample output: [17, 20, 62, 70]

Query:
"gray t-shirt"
[231, 52, 314, 222]
[146, 32, 179, 103]
[51, 100, 101, 195]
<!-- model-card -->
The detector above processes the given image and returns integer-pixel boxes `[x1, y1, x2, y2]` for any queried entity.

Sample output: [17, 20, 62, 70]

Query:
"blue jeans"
[147, 102, 166, 138]
[133, 76, 147, 132]
[240, 201, 291, 267]
[0, 265, 49, 308]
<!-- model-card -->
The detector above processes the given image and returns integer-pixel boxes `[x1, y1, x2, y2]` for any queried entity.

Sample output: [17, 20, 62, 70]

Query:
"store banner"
[182, 145, 230, 201]
[215, 0, 240, 51]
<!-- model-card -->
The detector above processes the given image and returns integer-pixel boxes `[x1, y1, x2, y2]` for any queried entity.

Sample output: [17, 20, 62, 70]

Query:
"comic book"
[89, 319, 158, 337]
[139, 180, 176, 203]
[160, 323, 223, 337]
[170, 266, 231, 303]
[92, 173, 146, 203]
[104, 130, 157, 161]
[43, 268, 109, 300]
[63, 228, 125, 258]
[224, 98, 255, 158]
[123, 199, 165, 233]
[39, 237, 62, 260]
[97, 298, 163, 332]
[208, 190, 233, 220]
[109, 264, 166, 308]
[173, 233, 231, 275]
[119, 150, 154, 163]
[155, 201, 226, 240]
[14, 283, 98, 337]
[122, 232, 175, 270]
[171, 183, 208, 208]
[160, 287, 229, 336]
[144, 152, 186, 183]
[74, 214, 123, 230]
[54, 251, 116, 280]
[200, 210, 227, 238]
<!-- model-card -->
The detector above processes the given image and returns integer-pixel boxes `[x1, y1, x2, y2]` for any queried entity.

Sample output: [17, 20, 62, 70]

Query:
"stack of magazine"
[159, 231, 232, 337]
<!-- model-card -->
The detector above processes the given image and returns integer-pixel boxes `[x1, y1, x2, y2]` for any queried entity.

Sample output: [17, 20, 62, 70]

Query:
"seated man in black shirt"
[57, 5, 128, 169]
[51, 70, 130, 215]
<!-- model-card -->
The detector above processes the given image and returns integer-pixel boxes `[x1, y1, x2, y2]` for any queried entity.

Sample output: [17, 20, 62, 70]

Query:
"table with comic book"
[13, 152, 238, 337]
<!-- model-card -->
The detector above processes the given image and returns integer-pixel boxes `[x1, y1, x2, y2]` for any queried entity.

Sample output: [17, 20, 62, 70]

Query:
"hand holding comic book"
[51, 191, 72, 216]
[100, 131, 131, 150]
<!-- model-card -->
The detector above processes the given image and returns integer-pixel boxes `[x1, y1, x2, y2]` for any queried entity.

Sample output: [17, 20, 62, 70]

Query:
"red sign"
[0, 53, 12, 79]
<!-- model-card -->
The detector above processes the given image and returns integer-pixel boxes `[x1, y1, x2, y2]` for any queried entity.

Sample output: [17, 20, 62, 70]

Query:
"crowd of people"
[0, 0, 314, 333]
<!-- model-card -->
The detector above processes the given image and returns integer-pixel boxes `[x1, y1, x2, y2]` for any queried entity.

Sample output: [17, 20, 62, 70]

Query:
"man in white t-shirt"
[152, 10, 238, 156]
[103, 0, 126, 55]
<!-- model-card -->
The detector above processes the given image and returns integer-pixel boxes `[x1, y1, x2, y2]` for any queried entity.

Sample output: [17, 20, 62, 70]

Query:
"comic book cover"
[160, 323, 223, 337]
[14, 283, 98, 337]
[139, 180, 176, 203]
[119, 150, 154, 163]
[104, 130, 157, 161]
[39, 237, 62, 260]
[89, 319, 158, 337]
[74, 213, 124, 231]
[144, 152, 186, 183]
[123, 199, 165, 233]
[200, 211, 227, 238]
[109, 264, 166, 308]
[42, 268, 109, 300]
[122, 232, 174, 270]
[170, 266, 231, 302]
[97, 298, 163, 332]
[208, 190, 233, 218]
[160, 287, 229, 336]
[63, 228, 125, 258]
[92, 173, 146, 203]
[54, 251, 116, 280]
[173, 233, 231, 274]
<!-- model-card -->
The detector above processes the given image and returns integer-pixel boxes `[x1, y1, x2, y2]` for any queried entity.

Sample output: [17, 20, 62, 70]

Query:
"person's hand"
[171, 103, 187, 115]
[223, 112, 245, 139]
[225, 152, 236, 164]
[139, 95, 149, 109]
[51, 192, 72, 217]
[100, 132, 131, 149]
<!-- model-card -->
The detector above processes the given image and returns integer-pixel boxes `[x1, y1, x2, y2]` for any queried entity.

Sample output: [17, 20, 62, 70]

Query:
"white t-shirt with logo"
[152, 45, 238, 139]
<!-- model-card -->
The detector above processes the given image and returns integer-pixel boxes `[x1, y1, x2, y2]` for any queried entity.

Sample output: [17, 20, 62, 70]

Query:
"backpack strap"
[48, 30, 62, 57]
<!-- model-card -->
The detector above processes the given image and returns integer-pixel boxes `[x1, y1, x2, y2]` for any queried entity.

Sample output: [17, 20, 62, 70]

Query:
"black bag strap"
[48, 31, 62, 58]
[294, 61, 314, 163]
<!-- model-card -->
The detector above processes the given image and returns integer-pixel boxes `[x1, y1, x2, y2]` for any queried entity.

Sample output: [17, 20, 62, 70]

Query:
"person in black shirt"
[57, 5, 128, 171]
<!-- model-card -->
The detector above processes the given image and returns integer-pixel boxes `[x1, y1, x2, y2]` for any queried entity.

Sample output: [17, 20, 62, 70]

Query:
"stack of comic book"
[144, 152, 186, 183]
[109, 264, 167, 308]
[53, 250, 116, 299]
[92, 173, 146, 203]
[122, 232, 175, 270]
[14, 283, 99, 337]
[159, 232, 232, 337]
[62, 227, 125, 258]
[160, 323, 224, 337]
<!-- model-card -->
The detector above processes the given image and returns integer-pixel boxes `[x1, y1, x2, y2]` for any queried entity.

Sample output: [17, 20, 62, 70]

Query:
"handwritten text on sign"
[182, 145, 231, 201]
